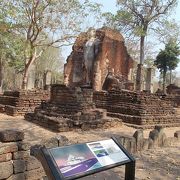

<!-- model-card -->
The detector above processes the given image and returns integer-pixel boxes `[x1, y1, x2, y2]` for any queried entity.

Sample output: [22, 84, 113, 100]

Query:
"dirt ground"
[0, 114, 179, 180]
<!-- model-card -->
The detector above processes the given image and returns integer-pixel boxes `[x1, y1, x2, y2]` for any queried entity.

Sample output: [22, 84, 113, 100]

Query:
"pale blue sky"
[95, 0, 117, 13]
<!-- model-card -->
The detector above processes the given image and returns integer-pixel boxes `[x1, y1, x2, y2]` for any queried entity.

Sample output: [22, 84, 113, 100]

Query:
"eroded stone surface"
[0, 142, 18, 155]
[13, 160, 26, 173]
[133, 130, 144, 151]
[0, 129, 24, 142]
[24, 167, 45, 180]
[13, 151, 30, 160]
[25, 157, 41, 171]
[0, 153, 12, 163]
[0, 161, 13, 179]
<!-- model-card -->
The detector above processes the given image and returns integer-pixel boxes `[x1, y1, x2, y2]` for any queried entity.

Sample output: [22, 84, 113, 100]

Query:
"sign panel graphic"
[49, 139, 130, 178]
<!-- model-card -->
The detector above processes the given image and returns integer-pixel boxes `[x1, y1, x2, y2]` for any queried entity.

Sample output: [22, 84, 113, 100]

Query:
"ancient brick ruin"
[64, 27, 134, 91]
[24, 84, 180, 130]
[0, 27, 177, 130]
[0, 90, 50, 116]
[167, 84, 180, 95]
[166, 84, 180, 107]
[23, 27, 179, 130]
[94, 89, 180, 128]
[25, 85, 121, 132]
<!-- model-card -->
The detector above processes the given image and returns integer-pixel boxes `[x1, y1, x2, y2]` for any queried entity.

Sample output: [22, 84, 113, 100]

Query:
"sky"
[63, 0, 180, 76]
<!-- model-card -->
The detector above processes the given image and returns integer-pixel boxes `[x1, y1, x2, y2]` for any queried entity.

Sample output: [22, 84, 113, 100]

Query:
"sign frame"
[30, 137, 135, 180]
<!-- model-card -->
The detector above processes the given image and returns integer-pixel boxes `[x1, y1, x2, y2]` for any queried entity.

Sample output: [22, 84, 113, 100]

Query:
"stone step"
[35, 108, 106, 121]
[25, 111, 114, 132]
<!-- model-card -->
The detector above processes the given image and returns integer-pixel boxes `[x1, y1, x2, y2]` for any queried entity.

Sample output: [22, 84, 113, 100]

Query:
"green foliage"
[5, 37, 25, 72]
[0, 30, 25, 72]
[154, 40, 180, 92]
[154, 41, 180, 72]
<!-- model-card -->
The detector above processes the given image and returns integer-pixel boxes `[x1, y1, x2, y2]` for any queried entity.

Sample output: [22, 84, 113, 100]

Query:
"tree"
[0, 21, 24, 92]
[103, 0, 178, 90]
[34, 46, 64, 88]
[154, 19, 180, 45]
[154, 40, 180, 93]
[3, 0, 101, 89]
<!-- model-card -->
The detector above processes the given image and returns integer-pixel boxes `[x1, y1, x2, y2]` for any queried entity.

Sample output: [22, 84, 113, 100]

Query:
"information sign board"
[30, 137, 135, 180]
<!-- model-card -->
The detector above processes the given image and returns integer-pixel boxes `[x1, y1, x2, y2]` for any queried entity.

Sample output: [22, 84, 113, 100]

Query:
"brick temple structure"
[0, 90, 50, 116]
[64, 27, 135, 91]
[25, 85, 121, 132]
[23, 27, 179, 130]
[94, 89, 180, 128]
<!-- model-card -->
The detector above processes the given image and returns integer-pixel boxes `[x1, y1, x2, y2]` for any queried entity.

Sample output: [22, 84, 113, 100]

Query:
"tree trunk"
[163, 69, 167, 94]
[21, 54, 36, 90]
[22, 66, 29, 90]
[136, 35, 145, 91]
[0, 58, 3, 93]
[170, 69, 172, 84]
[140, 36, 145, 65]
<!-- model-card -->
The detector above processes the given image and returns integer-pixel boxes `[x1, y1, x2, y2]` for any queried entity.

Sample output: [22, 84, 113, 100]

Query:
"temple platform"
[94, 90, 180, 128]
[25, 85, 122, 132]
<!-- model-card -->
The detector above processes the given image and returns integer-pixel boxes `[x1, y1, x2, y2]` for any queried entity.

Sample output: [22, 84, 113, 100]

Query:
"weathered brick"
[0, 153, 12, 162]
[13, 151, 30, 160]
[13, 160, 26, 173]
[17, 142, 31, 151]
[0, 129, 24, 142]
[0, 142, 18, 155]
[24, 167, 45, 180]
[148, 138, 154, 149]
[94, 90, 179, 128]
[25, 156, 42, 171]
[0, 90, 50, 116]
[0, 161, 13, 179]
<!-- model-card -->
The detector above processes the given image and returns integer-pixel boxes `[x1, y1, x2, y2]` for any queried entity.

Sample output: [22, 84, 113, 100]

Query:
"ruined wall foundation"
[0, 90, 50, 116]
[94, 90, 180, 128]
